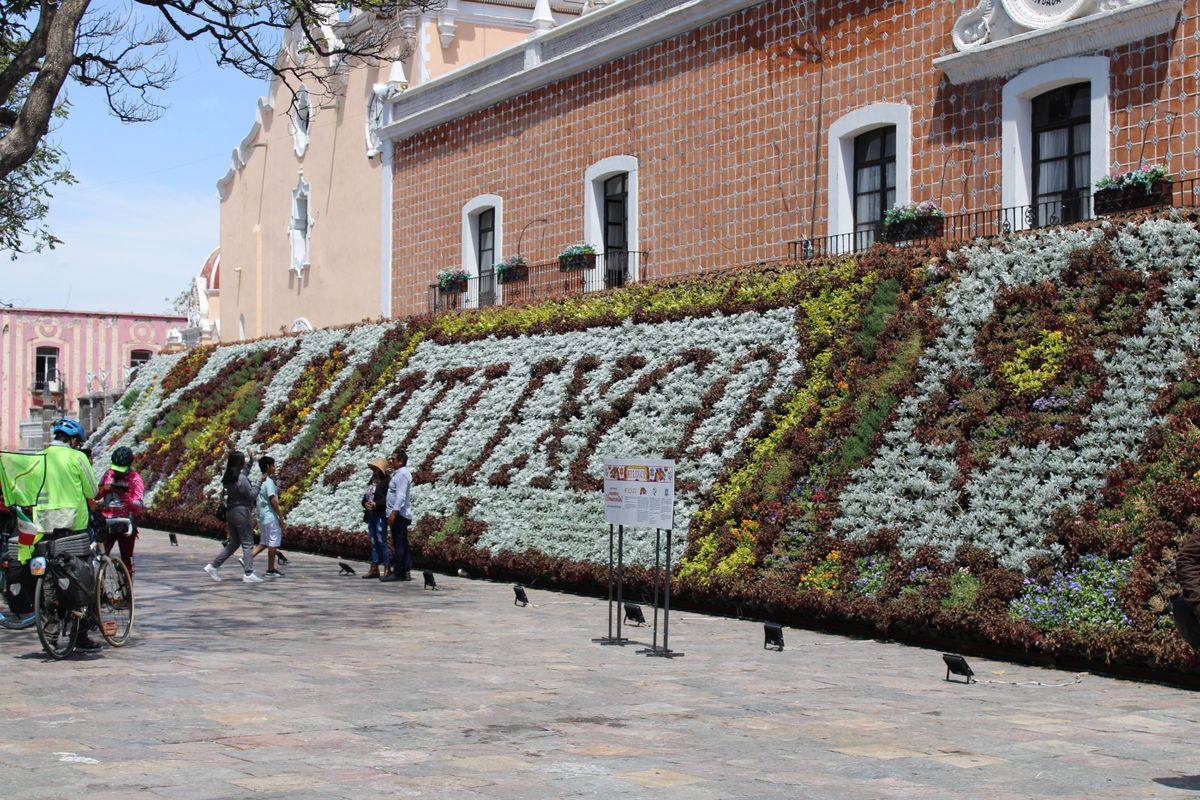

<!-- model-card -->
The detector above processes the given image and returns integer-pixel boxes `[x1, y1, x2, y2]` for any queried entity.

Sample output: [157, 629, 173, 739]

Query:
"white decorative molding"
[216, 95, 275, 201]
[1001, 56, 1109, 212]
[291, 85, 312, 156]
[380, 0, 762, 143]
[936, 0, 1183, 84]
[826, 103, 913, 240]
[531, 0, 556, 34]
[366, 89, 386, 158]
[290, 176, 313, 276]
[438, 0, 459, 47]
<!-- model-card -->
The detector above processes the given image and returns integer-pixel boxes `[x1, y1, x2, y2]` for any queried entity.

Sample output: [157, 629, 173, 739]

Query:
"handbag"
[214, 500, 227, 522]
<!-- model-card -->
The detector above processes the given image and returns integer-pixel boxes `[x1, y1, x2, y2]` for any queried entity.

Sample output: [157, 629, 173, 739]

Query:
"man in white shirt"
[381, 449, 413, 582]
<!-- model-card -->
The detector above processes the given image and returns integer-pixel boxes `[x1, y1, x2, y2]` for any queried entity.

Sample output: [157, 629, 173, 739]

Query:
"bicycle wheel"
[0, 609, 36, 630]
[95, 558, 134, 646]
[34, 576, 78, 659]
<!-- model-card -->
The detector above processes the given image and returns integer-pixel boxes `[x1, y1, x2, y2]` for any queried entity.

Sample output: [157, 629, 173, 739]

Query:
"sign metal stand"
[637, 526, 683, 658]
[592, 523, 628, 646]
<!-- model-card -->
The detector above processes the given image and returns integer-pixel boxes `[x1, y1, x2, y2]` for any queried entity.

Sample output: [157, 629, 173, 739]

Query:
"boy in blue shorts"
[250, 456, 285, 577]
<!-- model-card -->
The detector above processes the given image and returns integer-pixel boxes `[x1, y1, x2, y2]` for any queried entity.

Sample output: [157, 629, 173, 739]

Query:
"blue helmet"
[51, 417, 87, 443]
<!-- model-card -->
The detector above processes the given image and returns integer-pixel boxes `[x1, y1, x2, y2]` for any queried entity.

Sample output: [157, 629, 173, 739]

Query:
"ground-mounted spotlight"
[423, 570, 437, 590]
[623, 603, 646, 626]
[942, 653, 974, 683]
[764, 623, 784, 651]
[338, 562, 356, 576]
[513, 585, 529, 606]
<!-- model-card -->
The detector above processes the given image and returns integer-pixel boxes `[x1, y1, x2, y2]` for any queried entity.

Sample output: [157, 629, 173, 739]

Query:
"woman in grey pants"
[203, 451, 263, 584]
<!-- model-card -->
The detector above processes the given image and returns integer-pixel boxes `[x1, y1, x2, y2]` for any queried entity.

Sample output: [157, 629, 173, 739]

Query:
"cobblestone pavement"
[3, 531, 1200, 799]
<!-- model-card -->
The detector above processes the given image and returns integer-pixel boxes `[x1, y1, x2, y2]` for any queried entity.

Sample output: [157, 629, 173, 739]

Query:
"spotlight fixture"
[623, 602, 646, 626]
[423, 570, 437, 590]
[338, 562, 356, 576]
[513, 585, 529, 606]
[763, 623, 784, 651]
[942, 653, 974, 683]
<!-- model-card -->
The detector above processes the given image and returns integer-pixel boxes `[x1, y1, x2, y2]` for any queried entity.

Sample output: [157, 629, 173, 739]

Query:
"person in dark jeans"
[381, 449, 413, 582]
[361, 457, 391, 579]
[203, 451, 263, 584]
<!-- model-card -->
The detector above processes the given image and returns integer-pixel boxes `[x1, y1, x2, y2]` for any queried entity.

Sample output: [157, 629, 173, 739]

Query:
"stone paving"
[4, 531, 1200, 799]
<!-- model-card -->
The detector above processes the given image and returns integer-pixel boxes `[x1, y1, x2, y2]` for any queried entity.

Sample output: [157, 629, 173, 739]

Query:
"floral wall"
[92, 213, 1200, 676]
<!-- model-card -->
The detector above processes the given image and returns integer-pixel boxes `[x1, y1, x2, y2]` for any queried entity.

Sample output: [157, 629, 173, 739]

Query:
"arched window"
[827, 104, 912, 251]
[584, 156, 639, 288]
[292, 86, 311, 156]
[461, 194, 503, 308]
[290, 318, 314, 333]
[852, 127, 897, 249]
[1001, 57, 1108, 227]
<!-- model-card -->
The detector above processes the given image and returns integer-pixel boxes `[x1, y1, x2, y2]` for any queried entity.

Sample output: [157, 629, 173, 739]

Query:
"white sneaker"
[242, 573, 264, 584]
[204, 564, 221, 582]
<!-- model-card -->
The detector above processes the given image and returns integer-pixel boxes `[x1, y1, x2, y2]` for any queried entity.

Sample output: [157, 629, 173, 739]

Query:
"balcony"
[790, 179, 1196, 261]
[429, 250, 648, 314]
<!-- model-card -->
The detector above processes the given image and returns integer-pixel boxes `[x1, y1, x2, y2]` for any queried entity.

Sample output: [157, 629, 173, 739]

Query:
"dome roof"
[200, 247, 220, 291]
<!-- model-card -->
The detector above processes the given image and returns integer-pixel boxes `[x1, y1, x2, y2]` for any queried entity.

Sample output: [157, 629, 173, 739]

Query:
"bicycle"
[31, 518, 135, 659]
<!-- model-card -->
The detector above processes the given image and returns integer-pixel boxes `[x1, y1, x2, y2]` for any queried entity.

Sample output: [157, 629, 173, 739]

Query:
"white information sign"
[603, 457, 675, 529]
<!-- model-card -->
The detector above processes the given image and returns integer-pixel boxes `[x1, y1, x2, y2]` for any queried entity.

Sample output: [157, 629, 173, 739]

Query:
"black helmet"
[111, 446, 134, 471]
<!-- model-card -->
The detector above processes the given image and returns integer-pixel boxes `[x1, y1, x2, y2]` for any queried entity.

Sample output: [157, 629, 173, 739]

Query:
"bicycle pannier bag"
[4, 559, 35, 615]
[49, 554, 95, 610]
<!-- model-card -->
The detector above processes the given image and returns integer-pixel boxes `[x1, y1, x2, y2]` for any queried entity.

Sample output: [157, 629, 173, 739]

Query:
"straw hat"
[368, 457, 390, 475]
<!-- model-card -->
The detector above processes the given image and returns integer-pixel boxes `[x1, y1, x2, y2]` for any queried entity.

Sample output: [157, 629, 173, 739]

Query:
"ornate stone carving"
[938, 0, 1183, 83]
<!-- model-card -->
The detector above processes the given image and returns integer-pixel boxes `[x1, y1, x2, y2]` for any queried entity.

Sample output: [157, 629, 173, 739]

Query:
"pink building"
[0, 308, 185, 451]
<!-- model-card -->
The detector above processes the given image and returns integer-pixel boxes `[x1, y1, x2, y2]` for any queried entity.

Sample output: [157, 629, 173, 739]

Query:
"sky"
[2, 28, 270, 315]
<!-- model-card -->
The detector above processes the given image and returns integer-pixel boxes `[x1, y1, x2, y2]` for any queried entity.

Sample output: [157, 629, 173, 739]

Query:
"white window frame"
[290, 176, 313, 275]
[827, 103, 912, 244]
[292, 85, 312, 156]
[290, 318, 314, 333]
[583, 155, 639, 280]
[1001, 56, 1109, 215]
[461, 193, 503, 308]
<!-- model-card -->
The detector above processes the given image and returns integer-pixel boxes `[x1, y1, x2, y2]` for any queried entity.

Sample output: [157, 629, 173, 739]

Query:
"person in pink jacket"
[97, 446, 144, 578]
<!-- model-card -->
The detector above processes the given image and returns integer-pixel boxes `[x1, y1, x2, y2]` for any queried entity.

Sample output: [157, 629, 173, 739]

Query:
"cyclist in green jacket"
[28, 418, 101, 650]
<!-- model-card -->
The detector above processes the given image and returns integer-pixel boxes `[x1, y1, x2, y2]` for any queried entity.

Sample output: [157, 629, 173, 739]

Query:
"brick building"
[379, 0, 1195, 317]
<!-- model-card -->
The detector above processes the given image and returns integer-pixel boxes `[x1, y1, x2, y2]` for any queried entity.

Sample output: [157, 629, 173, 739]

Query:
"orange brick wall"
[390, 0, 1200, 317]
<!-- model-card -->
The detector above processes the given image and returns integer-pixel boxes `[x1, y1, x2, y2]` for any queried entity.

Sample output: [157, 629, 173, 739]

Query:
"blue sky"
[2, 36, 268, 314]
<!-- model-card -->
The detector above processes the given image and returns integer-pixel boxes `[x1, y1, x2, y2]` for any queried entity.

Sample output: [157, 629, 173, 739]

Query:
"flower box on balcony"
[558, 244, 597, 272]
[436, 268, 469, 293]
[1093, 179, 1172, 215]
[881, 215, 944, 243]
[495, 256, 528, 285]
